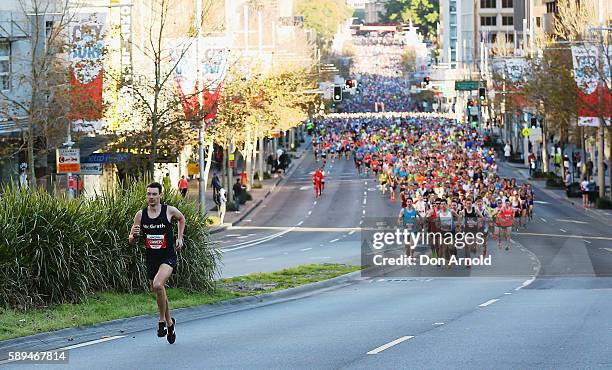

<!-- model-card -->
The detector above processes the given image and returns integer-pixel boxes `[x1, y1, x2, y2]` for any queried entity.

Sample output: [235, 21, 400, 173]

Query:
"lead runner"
[128, 182, 185, 344]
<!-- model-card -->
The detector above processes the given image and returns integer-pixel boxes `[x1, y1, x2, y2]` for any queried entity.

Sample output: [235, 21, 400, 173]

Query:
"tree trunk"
[245, 127, 252, 191]
[541, 123, 548, 174]
[258, 136, 264, 182]
[203, 139, 214, 193]
[149, 116, 159, 179]
[27, 120, 36, 190]
[227, 144, 233, 206]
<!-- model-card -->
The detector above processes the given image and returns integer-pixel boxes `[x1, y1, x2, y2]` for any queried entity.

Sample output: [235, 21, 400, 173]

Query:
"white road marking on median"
[297, 221, 304, 226]
[300, 248, 312, 251]
[559, 228, 567, 233]
[247, 257, 264, 261]
[583, 239, 592, 244]
[556, 219, 588, 224]
[367, 336, 414, 355]
[540, 218, 547, 223]
[479, 299, 500, 307]
[534, 200, 551, 204]
[348, 230, 356, 235]
[330, 238, 340, 243]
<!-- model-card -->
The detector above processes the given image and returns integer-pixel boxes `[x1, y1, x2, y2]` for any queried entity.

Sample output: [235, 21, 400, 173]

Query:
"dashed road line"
[247, 257, 264, 261]
[297, 221, 304, 226]
[540, 218, 547, 223]
[363, 198, 367, 205]
[559, 228, 567, 233]
[433, 322, 445, 326]
[583, 239, 592, 244]
[308, 211, 312, 215]
[478, 299, 499, 307]
[300, 248, 312, 251]
[348, 230, 356, 235]
[367, 336, 414, 355]
[556, 219, 588, 224]
[601, 248, 612, 253]
[330, 238, 340, 243]
[236, 236, 250, 239]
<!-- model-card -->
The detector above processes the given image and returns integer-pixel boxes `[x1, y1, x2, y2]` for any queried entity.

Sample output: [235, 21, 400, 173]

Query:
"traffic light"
[333, 85, 343, 101]
[478, 87, 486, 100]
[345, 79, 357, 89]
[423, 76, 430, 85]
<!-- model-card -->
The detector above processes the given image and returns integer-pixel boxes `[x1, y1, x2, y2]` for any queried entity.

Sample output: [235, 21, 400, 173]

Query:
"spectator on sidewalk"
[233, 179, 244, 211]
[504, 142, 511, 162]
[528, 152, 536, 176]
[212, 172, 221, 205]
[178, 176, 189, 198]
[587, 176, 597, 208]
[587, 160, 594, 178]
[218, 188, 227, 224]
[163, 173, 171, 193]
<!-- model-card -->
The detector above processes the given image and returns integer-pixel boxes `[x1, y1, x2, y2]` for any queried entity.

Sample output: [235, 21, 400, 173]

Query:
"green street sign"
[455, 80, 480, 91]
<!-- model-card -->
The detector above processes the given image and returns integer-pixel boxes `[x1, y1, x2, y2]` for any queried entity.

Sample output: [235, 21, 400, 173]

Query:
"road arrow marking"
[367, 336, 414, 355]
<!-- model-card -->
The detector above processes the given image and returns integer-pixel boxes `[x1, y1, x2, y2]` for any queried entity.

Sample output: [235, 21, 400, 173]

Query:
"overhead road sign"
[455, 80, 481, 91]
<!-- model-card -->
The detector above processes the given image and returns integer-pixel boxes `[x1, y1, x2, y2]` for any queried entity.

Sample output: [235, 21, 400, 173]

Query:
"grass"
[0, 264, 360, 341]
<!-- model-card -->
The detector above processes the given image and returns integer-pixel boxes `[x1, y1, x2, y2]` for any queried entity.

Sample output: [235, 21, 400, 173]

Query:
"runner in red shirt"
[313, 168, 322, 198]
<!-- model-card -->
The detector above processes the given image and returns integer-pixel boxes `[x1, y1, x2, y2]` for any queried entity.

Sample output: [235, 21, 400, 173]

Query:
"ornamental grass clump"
[0, 180, 220, 310]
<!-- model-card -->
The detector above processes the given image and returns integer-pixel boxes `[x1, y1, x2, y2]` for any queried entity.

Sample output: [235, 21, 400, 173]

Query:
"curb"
[0, 269, 363, 359]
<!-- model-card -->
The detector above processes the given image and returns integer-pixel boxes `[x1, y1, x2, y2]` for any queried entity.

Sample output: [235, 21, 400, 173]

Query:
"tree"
[0, 0, 85, 189]
[400, 47, 417, 73]
[297, 0, 352, 50]
[380, 0, 439, 38]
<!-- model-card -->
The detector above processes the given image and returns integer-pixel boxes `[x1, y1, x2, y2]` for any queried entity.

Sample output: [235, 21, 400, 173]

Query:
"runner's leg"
[152, 264, 174, 323]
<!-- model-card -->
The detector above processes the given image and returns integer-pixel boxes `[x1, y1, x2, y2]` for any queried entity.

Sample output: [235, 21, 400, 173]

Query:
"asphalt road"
[5, 146, 612, 369]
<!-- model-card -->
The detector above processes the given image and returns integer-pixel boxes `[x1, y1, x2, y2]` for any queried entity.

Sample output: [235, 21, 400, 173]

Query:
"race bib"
[146, 234, 167, 249]
[466, 218, 478, 228]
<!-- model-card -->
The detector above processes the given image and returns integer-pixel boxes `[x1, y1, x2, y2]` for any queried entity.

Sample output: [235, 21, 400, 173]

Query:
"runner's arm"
[128, 211, 142, 245]
[168, 206, 186, 244]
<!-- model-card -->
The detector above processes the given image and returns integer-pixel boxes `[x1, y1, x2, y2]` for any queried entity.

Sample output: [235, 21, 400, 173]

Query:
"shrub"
[263, 172, 271, 179]
[596, 198, 612, 209]
[226, 201, 239, 212]
[252, 181, 263, 189]
[545, 178, 565, 188]
[0, 181, 221, 310]
[244, 191, 253, 201]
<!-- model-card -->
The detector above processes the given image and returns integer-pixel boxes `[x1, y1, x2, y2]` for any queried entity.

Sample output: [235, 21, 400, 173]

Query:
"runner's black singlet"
[140, 204, 177, 279]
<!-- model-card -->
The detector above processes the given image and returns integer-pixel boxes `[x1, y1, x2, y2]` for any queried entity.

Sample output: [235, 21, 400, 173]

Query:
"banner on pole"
[571, 45, 611, 127]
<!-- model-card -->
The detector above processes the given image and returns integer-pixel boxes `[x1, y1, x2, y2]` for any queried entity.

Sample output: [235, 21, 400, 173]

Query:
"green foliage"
[297, 0, 353, 40]
[400, 47, 417, 73]
[381, 0, 440, 37]
[0, 181, 220, 310]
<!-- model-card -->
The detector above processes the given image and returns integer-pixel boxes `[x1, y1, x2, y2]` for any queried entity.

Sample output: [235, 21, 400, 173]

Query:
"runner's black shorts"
[146, 253, 177, 280]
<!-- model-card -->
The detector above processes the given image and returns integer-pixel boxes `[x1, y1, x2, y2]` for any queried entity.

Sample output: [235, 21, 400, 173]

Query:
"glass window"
[502, 16, 514, 26]
[481, 16, 497, 26]
[502, 0, 513, 8]
[0, 42, 9, 91]
[480, 0, 496, 8]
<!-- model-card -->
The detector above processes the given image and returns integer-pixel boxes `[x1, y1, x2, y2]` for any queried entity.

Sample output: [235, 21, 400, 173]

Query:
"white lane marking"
[478, 299, 499, 307]
[363, 198, 367, 205]
[330, 238, 340, 243]
[299, 186, 310, 190]
[314, 201, 317, 205]
[504, 293, 512, 295]
[0, 335, 131, 361]
[515, 277, 536, 291]
[433, 322, 445, 326]
[540, 218, 547, 223]
[367, 336, 414, 355]
[534, 200, 550, 204]
[601, 248, 612, 253]
[583, 239, 592, 244]
[300, 248, 312, 251]
[297, 221, 304, 226]
[244, 219, 252, 222]
[236, 236, 250, 239]
[226, 234, 241, 237]
[424, 278, 433, 282]
[362, 209, 366, 215]
[247, 257, 264, 261]
[365, 181, 368, 185]
[224, 228, 296, 252]
[308, 211, 312, 215]
[556, 219, 588, 224]
[360, 220, 363, 225]
[348, 230, 356, 235]
[364, 191, 367, 195]
[559, 228, 567, 233]
[514, 232, 612, 241]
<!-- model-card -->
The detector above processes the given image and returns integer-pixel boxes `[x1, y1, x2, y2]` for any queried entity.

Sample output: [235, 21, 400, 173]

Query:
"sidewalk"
[184, 141, 311, 233]
[503, 161, 612, 224]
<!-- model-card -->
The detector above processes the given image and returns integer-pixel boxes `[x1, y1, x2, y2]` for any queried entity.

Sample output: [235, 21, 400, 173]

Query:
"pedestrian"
[218, 187, 227, 224]
[528, 152, 536, 176]
[178, 176, 189, 198]
[587, 176, 597, 208]
[233, 178, 243, 210]
[504, 142, 511, 162]
[128, 182, 185, 344]
[212, 172, 221, 205]
[163, 173, 171, 193]
[581, 177, 589, 208]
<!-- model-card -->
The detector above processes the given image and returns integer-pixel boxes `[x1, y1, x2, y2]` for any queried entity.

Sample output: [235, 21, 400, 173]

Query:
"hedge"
[0, 181, 220, 310]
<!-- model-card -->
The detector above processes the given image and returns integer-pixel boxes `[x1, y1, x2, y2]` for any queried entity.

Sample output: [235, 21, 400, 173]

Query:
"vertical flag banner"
[571, 45, 612, 127]
[171, 37, 231, 123]
[70, 12, 107, 131]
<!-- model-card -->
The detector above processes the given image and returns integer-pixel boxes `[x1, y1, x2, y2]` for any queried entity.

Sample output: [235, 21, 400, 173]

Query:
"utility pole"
[196, 0, 206, 215]
[591, 22, 610, 199]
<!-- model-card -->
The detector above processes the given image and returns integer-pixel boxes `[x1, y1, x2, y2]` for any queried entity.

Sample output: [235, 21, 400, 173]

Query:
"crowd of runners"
[312, 112, 535, 266]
